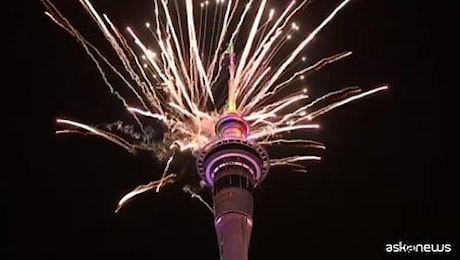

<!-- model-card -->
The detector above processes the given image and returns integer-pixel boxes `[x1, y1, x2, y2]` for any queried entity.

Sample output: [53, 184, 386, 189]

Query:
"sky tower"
[196, 114, 270, 260]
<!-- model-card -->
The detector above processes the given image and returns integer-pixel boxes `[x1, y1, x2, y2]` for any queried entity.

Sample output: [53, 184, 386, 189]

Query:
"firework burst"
[43, 0, 388, 211]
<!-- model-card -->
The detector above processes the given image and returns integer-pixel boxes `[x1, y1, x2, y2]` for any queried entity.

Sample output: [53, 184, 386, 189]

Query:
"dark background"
[9, 0, 453, 259]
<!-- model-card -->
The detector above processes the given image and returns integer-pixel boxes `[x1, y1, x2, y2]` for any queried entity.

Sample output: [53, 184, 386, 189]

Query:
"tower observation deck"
[196, 114, 270, 260]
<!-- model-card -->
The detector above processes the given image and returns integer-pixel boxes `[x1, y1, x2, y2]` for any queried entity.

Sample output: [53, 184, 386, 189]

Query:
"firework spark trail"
[249, 93, 310, 126]
[200, 1, 209, 57]
[206, 0, 234, 82]
[56, 119, 137, 153]
[156, 154, 176, 192]
[207, 1, 220, 66]
[207, 0, 254, 97]
[46, 0, 388, 210]
[270, 155, 322, 173]
[115, 174, 176, 213]
[102, 17, 163, 112]
[183, 185, 214, 213]
[235, 1, 306, 107]
[307, 85, 389, 120]
[185, 0, 215, 106]
[127, 28, 188, 113]
[158, 0, 196, 107]
[248, 124, 320, 141]
[237, 67, 271, 111]
[43, 1, 151, 140]
[238, 5, 302, 96]
[255, 51, 353, 104]
[232, 0, 267, 100]
[80, 0, 153, 113]
[242, 0, 351, 114]
[253, 8, 275, 49]
[270, 155, 322, 167]
[259, 139, 326, 149]
[127, 107, 169, 124]
[172, 0, 187, 65]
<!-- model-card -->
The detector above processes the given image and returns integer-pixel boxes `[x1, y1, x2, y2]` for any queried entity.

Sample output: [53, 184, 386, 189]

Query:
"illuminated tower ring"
[196, 114, 270, 260]
[196, 114, 270, 189]
[196, 139, 270, 188]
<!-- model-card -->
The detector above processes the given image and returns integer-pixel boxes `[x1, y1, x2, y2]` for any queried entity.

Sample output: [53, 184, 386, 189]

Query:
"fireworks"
[43, 0, 387, 211]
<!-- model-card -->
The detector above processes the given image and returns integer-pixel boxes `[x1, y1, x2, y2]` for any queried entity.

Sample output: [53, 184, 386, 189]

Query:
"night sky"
[10, 0, 453, 259]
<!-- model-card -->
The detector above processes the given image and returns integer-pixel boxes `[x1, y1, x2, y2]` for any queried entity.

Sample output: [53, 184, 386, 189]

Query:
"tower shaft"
[214, 188, 253, 260]
[213, 169, 254, 260]
[197, 115, 269, 260]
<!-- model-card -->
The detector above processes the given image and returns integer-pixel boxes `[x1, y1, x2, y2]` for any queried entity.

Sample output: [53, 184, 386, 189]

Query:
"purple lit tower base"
[196, 114, 270, 260]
